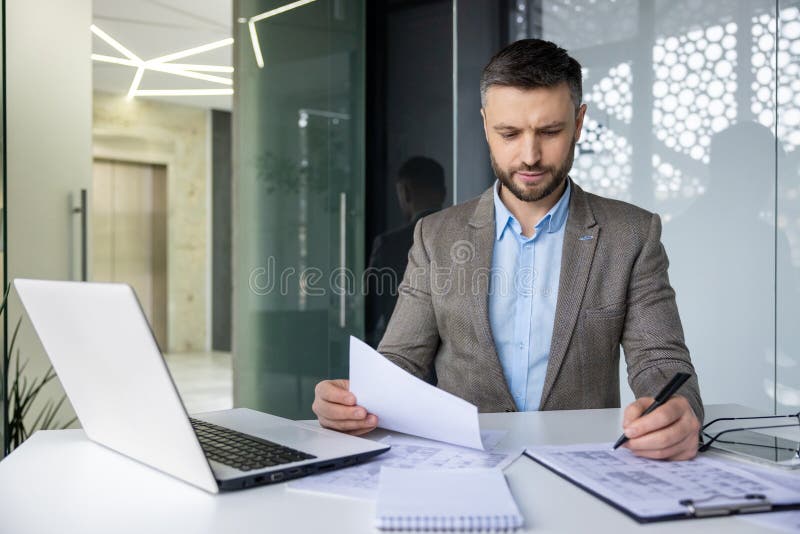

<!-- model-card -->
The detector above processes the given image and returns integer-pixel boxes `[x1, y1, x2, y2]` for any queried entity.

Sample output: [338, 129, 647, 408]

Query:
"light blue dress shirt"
[488, 180, 571, 411]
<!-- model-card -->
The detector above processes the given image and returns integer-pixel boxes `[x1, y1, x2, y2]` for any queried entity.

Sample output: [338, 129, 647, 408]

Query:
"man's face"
[481, 83, 586, 203]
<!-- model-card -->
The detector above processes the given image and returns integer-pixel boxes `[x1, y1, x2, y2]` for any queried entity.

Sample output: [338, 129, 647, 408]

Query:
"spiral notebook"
[375, 467, 524, 531]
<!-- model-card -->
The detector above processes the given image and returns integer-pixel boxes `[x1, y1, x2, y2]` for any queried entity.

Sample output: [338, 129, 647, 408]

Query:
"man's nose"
[520, 135, 541, 167]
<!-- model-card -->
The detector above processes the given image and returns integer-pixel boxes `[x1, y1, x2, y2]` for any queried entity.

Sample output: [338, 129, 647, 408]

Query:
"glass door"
[3, 0, 92, 456]
[233, 0, 364, 419]
[1, 0, 6, 458]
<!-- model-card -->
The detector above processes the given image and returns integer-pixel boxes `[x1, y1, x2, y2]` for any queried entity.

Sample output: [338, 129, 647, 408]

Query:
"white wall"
[6, 0, 93, 433]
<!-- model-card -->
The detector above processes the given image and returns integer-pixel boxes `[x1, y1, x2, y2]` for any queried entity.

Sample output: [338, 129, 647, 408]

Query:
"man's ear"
[397, 181, 411, 203]
[481, 107, 489, 144]
[574, 103, 587, 141]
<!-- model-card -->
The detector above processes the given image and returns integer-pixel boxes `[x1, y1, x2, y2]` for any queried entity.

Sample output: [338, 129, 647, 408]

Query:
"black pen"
[612, 372, 692, 450]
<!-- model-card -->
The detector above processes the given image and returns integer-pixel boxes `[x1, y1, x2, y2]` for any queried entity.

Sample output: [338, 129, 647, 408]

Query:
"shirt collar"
[492, 178, 572, 241]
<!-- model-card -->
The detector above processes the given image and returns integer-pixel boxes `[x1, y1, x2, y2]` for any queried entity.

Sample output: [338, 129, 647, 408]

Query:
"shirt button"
[518, 342, 524, 350]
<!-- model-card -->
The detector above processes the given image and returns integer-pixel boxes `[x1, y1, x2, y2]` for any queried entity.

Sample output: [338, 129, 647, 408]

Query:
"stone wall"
[93, 91, 209, 352]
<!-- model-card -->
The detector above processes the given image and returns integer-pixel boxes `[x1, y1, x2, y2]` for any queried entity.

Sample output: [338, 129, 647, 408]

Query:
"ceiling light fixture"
[90, 24, 234, 100]
[244, 0, 318, 69]
[133, 89, 234, 97]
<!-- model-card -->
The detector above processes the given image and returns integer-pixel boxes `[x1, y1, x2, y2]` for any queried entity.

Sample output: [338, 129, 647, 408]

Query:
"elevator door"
[92, 159, 168, 349]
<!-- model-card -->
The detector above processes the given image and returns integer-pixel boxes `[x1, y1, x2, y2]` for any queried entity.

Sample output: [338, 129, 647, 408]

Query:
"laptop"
[14, 279, 389, 493]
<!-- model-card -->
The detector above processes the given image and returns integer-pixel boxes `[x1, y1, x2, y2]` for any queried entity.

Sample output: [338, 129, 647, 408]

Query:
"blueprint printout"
[526, 442, 800, 520]
[288, 430, 521, 501]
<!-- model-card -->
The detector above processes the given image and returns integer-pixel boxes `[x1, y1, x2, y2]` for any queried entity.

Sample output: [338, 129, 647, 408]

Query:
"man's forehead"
[484, 83, 573, 108]
[483, 84, 575, 124]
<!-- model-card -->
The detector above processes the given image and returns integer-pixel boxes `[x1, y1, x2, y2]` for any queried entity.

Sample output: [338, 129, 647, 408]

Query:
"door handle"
[339, 192, 346, 328]
[71, 188, 88, 281]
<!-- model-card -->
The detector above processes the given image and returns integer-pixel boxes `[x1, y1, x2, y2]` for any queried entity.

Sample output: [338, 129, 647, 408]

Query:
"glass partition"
[777, 0, 800, 414]
[1, 0, 6, 458]
[510, 0, 785, 412]
[231, 0, 798, 419]
[233, 0, 365, 419]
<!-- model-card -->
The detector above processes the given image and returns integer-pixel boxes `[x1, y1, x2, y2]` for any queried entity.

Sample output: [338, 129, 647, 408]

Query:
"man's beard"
[490, 138, 576, 203]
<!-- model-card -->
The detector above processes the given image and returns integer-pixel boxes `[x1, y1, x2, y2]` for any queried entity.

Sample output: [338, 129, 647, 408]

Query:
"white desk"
[0, 404, 792, 533]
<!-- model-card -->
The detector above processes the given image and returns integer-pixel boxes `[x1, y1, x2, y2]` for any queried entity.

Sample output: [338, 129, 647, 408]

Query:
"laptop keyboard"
[190, 418, 316, 472]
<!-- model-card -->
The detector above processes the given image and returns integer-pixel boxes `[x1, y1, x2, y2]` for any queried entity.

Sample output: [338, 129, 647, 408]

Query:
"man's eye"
[501, 132, 518, 139]
[542, 130, 561, 136]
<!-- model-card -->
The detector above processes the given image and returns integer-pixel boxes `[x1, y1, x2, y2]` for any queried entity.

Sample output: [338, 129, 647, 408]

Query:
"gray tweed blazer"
[378, 180, 703, 421]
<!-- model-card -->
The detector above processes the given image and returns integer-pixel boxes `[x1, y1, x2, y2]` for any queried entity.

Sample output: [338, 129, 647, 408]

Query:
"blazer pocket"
[581, 307, 626, 349]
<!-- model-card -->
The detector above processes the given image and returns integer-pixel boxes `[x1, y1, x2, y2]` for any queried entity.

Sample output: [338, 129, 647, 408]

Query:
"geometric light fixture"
[90, 24, 234, 99]
[244, 0, 318, 68]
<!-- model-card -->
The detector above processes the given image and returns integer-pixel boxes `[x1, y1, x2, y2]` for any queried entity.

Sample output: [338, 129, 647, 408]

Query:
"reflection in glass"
[234, 0, 364, 419]
[652, 22, 737, 166]
[572, 116, 632, 201]
[515, 0, 787, 411]
[752, 7, 800, 153]
[777, 1, 800, 413]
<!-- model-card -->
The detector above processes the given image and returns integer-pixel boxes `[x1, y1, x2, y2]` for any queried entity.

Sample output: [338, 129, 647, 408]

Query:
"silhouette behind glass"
[366, 156, 446, 348]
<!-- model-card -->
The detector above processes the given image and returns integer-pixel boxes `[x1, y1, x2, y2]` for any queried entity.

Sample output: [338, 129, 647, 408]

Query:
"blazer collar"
[468, 186, 495, 228]
[539, 178, 601, 409]
[564, 178, 597, 231]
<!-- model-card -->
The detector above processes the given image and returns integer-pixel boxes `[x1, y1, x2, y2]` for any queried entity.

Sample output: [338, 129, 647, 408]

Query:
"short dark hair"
[396, 156, 446, 195]
[480, 39, 583, 110]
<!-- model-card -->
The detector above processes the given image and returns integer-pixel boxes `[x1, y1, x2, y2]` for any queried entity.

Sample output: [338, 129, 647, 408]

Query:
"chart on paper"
[288, 430, 520, 501]
[526, 442, 800, 520]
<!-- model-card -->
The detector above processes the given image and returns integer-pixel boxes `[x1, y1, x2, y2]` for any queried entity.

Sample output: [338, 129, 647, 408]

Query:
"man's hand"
[622, 395, 700, 461]
[312, 379, 378, 436]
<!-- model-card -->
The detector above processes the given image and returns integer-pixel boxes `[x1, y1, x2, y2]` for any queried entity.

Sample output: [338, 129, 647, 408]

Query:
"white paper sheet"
[526, 442, 800, 520]
[348, 336, 484, 450]
[287, 431, 521, 501]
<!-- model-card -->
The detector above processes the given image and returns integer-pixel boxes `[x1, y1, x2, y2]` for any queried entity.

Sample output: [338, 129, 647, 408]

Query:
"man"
[314, 39, 703, 461]
[366, 156, 447, 347]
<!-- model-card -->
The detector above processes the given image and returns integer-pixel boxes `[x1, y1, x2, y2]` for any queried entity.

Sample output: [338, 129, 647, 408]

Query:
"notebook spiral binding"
[376, 514, 523, 531]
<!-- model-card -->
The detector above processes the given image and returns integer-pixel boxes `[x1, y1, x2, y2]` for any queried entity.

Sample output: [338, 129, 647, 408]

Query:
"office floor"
[163, 351, 233, 414]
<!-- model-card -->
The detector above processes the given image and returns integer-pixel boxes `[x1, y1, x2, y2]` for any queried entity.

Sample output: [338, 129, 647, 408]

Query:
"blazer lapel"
[539, 180, 599, 409]
[467, 188, 516, 409]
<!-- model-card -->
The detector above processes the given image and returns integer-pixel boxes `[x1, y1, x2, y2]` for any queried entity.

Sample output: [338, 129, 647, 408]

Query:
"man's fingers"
[624, 414, 691, 453]
[622, 397, 652, 427]
[346, 427, 376, 437]
[313, 397, 369, 422]
[315, 379, 356, 406]
[628, 431, 698, 461]
[318, 414, 378, 434]
[329, 378, 350, 390]
[623, 397, 684, 439]
[623, 396, 701, 461]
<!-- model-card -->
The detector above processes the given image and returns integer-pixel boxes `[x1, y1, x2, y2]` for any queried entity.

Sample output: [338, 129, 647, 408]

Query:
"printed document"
[348, 336, 483, 449]
[288, 431, 521, 501]
[526, 442, 800, 520]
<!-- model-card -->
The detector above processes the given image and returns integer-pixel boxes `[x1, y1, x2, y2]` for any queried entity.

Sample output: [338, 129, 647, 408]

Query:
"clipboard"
[523, 445, 800, 523]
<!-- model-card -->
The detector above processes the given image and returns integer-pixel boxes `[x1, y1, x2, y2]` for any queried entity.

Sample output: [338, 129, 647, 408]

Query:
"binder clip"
[679, 494, 772, 518]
